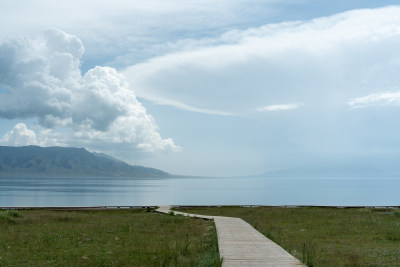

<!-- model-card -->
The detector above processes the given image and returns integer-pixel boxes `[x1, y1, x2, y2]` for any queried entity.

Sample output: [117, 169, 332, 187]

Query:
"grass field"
[177, 206, 400, 266]
[0, 208, 220, 266]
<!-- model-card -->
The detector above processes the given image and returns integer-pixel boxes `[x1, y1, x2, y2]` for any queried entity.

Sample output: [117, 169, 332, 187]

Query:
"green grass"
[0, 210, 22, 224]
[177, 206, 400, 266]
[0, 208, 221, 266]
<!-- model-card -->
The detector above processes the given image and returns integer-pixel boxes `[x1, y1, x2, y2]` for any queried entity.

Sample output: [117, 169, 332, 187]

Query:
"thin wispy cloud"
[124, 6, 400, 116]
[256, 103, 304, 112]
[347, 91, 400, 108]
[144, 94, 236, 116]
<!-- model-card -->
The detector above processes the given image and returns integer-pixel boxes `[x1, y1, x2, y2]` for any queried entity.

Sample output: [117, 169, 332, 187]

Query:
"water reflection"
[1, 177, 399, 207]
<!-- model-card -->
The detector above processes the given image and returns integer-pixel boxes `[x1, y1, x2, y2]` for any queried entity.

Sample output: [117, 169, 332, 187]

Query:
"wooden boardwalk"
[156, 206, 304, 266]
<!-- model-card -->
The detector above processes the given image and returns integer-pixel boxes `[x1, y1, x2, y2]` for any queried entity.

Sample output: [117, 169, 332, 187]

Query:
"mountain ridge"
[0, 145, 170, 178]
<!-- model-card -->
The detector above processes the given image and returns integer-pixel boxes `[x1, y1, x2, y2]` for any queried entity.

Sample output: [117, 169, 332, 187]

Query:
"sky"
[1, 0, 400, 176]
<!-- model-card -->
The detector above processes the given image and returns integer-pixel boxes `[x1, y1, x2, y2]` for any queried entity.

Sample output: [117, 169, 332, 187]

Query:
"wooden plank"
[157, 206, 304, 266]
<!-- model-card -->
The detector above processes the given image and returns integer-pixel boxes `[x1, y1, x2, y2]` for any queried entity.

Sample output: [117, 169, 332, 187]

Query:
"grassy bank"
[0, 208, 220, 266]
[177, 206, 400, 266]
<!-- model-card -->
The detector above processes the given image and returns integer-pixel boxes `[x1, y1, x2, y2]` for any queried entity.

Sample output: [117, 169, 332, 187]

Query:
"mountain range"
[0, 145, 170, 178]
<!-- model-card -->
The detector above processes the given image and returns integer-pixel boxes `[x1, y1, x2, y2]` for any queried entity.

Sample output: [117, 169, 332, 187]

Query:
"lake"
[1, 177, 399, 207]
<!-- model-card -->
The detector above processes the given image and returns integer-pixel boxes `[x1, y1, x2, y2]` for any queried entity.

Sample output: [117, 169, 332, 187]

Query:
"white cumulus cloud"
[0, 123, 38, 146]
[0, 123, 59, 147]
[0, 29, 179, 154]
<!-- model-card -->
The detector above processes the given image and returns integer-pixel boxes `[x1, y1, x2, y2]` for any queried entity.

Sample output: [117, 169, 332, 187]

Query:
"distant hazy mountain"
[0, 145, 170, 178]
[250, 163, 398, 179]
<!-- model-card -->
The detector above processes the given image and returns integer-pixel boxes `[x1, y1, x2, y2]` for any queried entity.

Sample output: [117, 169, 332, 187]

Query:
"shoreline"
[1, 205, 399, 210]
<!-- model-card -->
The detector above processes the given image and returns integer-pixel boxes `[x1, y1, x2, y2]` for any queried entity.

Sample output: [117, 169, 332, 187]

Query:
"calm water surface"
[1, 177, 399, 207]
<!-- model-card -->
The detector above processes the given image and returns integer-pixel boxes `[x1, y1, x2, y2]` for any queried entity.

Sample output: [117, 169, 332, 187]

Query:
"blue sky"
[1, 0, 400, 176]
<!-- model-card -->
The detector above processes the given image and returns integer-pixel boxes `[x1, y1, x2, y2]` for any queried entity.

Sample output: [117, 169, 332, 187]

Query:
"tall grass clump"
[393, 209, 400, 217]
[180, 234, 191, 256]
[0, 210, 21, 224]
[6, 210, 22, 218]
[386, 227, 400, 241]
[0, 213, 15, 224]
[302, 241, 316, 267]
[196, 224, 222, 266]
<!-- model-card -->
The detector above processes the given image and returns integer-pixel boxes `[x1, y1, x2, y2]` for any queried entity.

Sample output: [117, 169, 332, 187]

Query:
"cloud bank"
[0, 29, 179, 153]
[124, 6, 400, 114]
